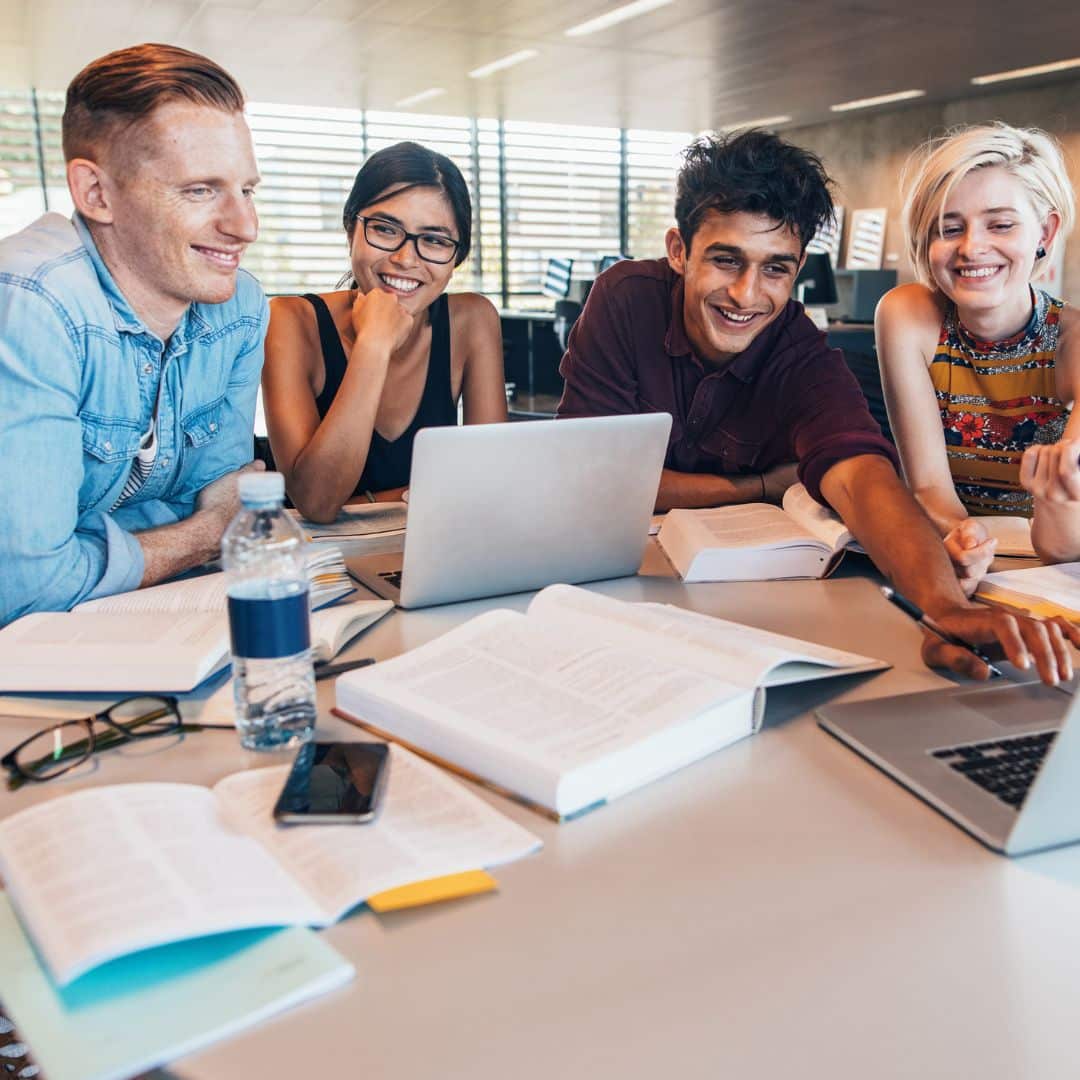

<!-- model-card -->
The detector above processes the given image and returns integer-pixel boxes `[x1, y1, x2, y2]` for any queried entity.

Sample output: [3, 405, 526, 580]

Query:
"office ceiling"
[3, 0, 1080, 131]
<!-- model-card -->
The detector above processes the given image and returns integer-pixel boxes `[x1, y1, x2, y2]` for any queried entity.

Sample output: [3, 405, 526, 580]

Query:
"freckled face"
[349, 185, 459, 315]
[928, 166, 1053, 321]
[667, 209, 803, 365]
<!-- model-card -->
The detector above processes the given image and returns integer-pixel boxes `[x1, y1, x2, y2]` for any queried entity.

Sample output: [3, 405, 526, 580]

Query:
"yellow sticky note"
[367, 870, 497, 913]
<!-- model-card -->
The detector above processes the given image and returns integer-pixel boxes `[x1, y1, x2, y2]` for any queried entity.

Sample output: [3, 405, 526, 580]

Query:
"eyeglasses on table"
[2, 695, 234, 790]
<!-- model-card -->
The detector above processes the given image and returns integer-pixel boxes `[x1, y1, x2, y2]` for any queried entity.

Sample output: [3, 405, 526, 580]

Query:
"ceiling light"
[830, 89, 925, 112]
[394, 87, 446, 108]
[719, 114, 792, 131]
[564, 0, 674, 37]
[467, 49, 540, 79]
[971, 57, 1080, 85]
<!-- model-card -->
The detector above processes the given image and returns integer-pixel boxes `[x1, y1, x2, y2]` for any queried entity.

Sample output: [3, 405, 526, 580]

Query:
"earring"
[1037, 245, 1047, 259]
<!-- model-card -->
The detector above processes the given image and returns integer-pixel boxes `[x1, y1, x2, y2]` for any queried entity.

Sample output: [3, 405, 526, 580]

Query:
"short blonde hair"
[901, 123, 1075, 288]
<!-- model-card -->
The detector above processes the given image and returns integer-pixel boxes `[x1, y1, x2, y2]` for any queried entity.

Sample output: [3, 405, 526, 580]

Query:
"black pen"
[314, 657, 376, 681]
[880, 586, 1004, 678]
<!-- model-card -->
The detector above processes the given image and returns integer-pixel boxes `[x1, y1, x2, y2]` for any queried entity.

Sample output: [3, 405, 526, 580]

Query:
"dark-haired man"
[0, 44, 266, 624]
[558, 129, 1079, 684]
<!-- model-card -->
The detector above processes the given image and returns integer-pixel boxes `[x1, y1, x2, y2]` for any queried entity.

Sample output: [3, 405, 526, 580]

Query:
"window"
[1, 90, 694, 308]
[626, 128, 693, 261]
[501, 120, 622, 307]
[0, 90, 67, 237]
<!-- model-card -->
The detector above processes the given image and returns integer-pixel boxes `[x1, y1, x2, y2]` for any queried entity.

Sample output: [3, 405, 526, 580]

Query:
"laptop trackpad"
[952, 682, 1067, 729]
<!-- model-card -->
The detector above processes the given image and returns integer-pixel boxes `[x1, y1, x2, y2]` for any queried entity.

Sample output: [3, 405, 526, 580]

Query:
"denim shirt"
[0, 213, 269, 624]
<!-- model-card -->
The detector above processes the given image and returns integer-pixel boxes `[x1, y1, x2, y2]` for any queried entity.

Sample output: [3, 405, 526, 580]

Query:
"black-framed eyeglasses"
[356, 216, 460, 265]
[2, 696, 234, 789]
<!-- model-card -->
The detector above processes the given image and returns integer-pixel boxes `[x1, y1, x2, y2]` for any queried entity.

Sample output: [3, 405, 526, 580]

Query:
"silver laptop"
[817, 680, 1080, 856]
[348, 413, 671, 609]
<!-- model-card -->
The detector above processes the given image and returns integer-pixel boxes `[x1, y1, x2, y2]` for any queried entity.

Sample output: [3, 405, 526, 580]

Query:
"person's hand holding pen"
[884, 587, 1080, 686]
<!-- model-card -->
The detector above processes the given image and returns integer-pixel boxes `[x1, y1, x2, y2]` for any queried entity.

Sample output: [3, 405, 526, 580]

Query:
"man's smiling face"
[666, 209, 804, 366]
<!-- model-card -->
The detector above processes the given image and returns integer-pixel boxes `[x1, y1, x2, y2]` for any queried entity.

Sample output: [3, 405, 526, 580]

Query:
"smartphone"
[273, 741, 389, 824]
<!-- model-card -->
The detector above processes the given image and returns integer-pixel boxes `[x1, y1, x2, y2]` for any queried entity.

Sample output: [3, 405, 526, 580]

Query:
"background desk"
[3, 554, 1079, 1079]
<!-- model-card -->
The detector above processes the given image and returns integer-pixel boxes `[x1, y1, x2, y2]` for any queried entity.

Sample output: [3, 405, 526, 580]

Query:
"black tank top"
[304, 292, 457, 494]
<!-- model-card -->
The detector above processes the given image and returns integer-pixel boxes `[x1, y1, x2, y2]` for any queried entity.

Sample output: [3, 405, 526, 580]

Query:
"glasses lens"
[105, 696, 179, 737]
[416, 235, 457, 264]
[363, 218, 406, 251]
[15, 720, 93, 779]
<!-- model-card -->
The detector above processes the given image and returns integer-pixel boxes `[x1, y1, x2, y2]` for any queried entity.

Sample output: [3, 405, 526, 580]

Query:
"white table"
[3, 551, 1080, 1079]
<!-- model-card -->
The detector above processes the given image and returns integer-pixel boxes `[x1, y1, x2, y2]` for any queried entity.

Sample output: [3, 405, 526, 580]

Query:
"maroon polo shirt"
[557, 258, 898, 505]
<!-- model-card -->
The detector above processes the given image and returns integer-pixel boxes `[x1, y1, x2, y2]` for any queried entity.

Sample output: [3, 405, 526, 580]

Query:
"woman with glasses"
[263, 142, 507, 522]
[876, 123, 1079, 584]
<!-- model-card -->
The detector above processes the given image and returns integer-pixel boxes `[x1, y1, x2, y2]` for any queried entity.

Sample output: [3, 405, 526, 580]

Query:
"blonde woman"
[877, 123, 1079, 583]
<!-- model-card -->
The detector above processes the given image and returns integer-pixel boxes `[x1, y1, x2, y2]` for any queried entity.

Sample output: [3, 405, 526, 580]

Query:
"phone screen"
[274, 741, 389, 823]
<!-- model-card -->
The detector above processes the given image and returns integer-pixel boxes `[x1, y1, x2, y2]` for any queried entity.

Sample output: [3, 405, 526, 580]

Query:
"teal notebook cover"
[0, 893, 354, 1080]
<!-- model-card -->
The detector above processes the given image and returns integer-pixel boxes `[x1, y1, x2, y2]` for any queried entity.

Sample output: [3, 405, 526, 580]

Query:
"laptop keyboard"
[930, 731, 1057, 809]
[379, 570, 403, 590]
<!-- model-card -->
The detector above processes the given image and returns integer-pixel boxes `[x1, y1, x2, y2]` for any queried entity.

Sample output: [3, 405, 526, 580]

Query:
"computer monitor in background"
[598, 254, 629, 274]
[795, 252, 838, 306]
[541, 257, 574, 299]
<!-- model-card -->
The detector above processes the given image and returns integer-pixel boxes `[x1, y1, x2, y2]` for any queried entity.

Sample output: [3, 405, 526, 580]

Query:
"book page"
[308, 598, 393, 662]
[980, 562, 1080, 618]
[75, 552, 351, 616]
[75, 573, 231, 616]
[336, 608, 748, 808]
[527, 585, 884, 689]
[213, 747, 540, 922]
[293, 502, 407, 541]
[672, 504, 824, 549]
[0, 613, 229, 692]
[975, 516, 1035, 558]
[0, 784, 319, 985]
[781, 484, 852, 552]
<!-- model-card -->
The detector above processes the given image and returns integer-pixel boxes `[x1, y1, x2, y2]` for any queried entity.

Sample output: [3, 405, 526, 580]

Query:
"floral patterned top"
[931, 288, 1068, 516]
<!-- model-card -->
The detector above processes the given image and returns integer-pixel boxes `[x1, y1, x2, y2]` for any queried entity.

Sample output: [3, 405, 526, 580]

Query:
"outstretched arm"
[822, 453, 1078, 685]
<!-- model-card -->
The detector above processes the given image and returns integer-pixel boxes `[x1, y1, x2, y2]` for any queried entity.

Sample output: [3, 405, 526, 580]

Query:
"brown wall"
[784, 77, 1080, 296]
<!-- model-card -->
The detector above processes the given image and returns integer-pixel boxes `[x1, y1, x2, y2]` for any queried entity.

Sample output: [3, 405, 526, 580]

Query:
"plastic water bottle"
[222, 471, 316, 751]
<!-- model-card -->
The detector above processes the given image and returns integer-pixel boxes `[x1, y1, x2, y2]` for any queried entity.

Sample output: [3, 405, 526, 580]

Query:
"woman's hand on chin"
[351, 288, 414, 353]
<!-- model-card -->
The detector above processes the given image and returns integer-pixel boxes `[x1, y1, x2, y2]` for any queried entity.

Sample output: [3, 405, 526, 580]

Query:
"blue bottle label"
[228, 591, 311, 659]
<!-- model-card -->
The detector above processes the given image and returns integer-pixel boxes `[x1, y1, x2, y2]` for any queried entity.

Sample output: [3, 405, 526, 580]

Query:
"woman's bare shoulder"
[876, 281, 947, 327]
[447, 290, 499, 322]
[447, 291, 501, 343]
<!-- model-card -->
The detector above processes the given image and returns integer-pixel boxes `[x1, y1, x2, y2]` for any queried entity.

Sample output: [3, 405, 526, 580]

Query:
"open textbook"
[656, 484, 1037, 582]
[976, 561, 1080, 619]
[657, 484, 856, 581]
[0, 746, 541, 986]
[0, 571, 392, 692]
[334, 584, 887, 820]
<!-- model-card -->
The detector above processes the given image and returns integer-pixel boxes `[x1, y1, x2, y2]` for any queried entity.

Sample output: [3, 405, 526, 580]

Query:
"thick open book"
[334, 584, 887, 820]
[0, 572, 392, 693]
[657, 486, 1037, 583]
[657, 484, 855, 581]
[976, 561, 1080, 619]
[0, 746, 540, 986]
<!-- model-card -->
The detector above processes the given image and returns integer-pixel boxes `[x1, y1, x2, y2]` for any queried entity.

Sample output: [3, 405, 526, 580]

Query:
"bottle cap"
[238, 471, 285, 505]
